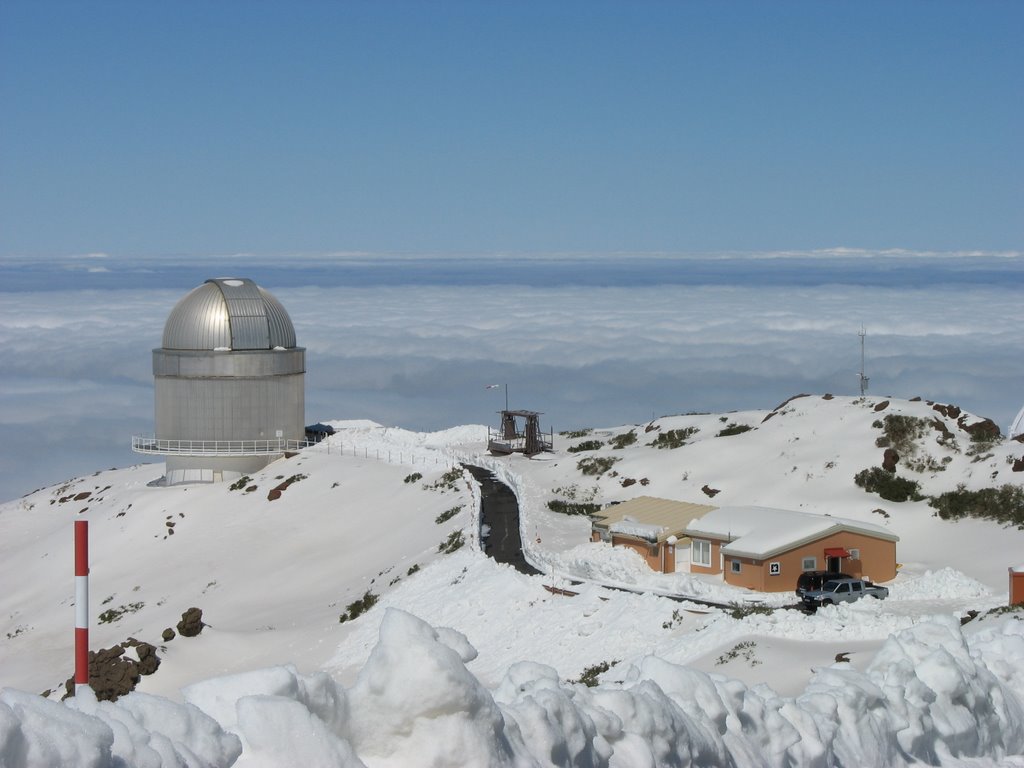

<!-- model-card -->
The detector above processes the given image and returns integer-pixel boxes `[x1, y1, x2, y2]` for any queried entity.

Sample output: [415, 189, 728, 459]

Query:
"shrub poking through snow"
[567, 440, 604, 453]
[98, 602, 144, 624]
[406, 564, 420, 576]
[906, 454, 952, 473]
[727, 604, 775, 620]
[339, 591, 378, 623]
[548, 484, 601, 515]
[929, 484, 1024, 528]
[572, 659, 618, 687]
[425, 467, 463, 492]
[662, 609, 685, 629]
[876, 414, 930, 454]
[649, 427, 698, 449]
[228, 476, 252, 491]
[716, 640, 761, 666]
[403, 472, 422, 484]
[717, 423, 753, 437]
[983, 602, 1024, 619]
[438, 530, 465, 554]
[966, 437, 999, 462]
[546, 499, 602, 516]
[435, 505, 461, 524]
[559, 428, 592, 438]
[854, 466, 924, 502]
[577, 456, 619, 477]
[610, 431, 637, 449]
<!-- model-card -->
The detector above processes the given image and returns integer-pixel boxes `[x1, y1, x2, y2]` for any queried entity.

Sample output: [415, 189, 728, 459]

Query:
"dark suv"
[796, 570, 852, 598]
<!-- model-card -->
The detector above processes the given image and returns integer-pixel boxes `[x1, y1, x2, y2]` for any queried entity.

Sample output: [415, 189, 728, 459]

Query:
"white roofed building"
[686, 506, 899, 592]
[590, 496, 716, 573]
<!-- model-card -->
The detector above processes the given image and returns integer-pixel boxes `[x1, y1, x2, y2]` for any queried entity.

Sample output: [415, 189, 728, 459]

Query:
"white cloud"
[0, 262, 1020, 501]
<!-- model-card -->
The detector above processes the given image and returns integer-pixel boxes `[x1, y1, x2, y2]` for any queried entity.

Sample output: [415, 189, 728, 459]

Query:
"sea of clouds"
[0, 251, 1020, 502]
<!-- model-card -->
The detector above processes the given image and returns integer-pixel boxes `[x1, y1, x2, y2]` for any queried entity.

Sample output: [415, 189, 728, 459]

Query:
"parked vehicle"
[801, 577, 889, 609]
[795, 570, 852, 598]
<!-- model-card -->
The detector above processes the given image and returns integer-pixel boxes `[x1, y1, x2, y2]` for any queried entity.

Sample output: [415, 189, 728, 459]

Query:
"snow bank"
[0, 686, 241, 768]
[4, 609, 1023, 767]
[888, 567, 994, 601]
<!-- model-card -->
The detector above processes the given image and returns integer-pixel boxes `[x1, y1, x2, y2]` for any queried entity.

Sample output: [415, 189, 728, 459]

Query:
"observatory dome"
[162, 278, 297, 351]
[135, 276, 307, 486]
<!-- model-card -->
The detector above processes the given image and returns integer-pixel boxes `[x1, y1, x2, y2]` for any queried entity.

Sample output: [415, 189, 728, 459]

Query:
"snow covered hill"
[2, 395, 1024, 767]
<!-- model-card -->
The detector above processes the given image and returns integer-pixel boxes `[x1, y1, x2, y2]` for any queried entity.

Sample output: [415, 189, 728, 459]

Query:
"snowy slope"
[0, 426, 476, 698]
[2, 397, 1024, 767]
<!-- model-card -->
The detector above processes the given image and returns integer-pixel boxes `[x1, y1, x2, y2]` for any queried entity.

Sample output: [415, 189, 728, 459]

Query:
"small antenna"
[857, 325, 869, 396]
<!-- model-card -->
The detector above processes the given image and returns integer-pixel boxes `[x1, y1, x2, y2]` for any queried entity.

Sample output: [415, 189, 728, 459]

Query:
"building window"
[692, 539, 711, 567]
[849, 548, 861, 560]
[731, 559, 742, 574]
[769, 562, 781, 576]
[802, 556, 817, 571]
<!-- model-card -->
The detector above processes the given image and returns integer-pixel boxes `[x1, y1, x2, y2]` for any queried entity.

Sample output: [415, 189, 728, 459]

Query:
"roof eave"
[707, 523, 900, 560]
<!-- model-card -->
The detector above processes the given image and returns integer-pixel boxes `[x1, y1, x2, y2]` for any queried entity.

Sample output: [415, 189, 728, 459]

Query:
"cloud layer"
[0, 255, 1020, 501]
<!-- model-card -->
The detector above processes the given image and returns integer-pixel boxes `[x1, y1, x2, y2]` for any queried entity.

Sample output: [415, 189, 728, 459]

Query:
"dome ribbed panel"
[260, 289, 298, 348]
[162, 283, 232, 350]
[214, 279, 271, 350]
[159, 278, 297, 351]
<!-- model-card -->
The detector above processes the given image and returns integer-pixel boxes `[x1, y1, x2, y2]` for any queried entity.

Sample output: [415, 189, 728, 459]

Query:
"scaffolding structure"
[487, 409, 554, 457]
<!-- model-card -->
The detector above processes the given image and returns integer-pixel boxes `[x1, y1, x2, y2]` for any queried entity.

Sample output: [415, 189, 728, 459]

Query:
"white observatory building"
[132, 278, 306, 485]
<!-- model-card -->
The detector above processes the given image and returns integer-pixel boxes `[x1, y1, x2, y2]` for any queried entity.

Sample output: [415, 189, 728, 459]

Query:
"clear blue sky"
[1, 1, 1021, 257]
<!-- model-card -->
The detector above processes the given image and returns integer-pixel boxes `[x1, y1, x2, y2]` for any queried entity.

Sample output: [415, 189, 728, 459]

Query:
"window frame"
[730, 559, 742, 574]
[691, 539, 712, 567]
[801, 556, 817, 571]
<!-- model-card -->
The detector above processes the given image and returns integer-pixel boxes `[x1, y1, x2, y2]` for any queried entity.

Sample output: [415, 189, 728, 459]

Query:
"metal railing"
[131, 436, 315, 456]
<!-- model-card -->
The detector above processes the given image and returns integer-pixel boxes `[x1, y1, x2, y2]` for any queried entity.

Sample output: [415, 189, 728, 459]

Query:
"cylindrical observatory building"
[133, 278, 305, 485]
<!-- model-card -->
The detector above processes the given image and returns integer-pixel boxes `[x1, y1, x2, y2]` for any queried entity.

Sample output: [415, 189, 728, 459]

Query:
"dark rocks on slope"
[177, 607, 205, 637]
[882, 448, 900, 473]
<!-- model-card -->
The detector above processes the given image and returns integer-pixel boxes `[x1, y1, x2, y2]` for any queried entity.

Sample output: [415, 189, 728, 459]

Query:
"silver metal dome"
[161, 278, 297, 351]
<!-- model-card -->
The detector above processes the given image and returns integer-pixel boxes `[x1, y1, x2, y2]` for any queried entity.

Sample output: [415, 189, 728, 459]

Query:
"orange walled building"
[686, 506, 899, 593]
[590, 496, 716, 574]
[1011, 565, 1024, 606]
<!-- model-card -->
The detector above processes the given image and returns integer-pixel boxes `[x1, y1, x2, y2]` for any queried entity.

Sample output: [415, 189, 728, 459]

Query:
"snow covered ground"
[2, 395, 1024, 766]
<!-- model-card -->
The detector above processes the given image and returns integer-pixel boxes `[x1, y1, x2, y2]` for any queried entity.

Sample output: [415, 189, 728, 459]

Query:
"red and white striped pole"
[74, 520, 89, 694]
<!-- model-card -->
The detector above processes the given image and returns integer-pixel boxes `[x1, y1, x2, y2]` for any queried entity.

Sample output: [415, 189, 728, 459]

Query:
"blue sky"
[1, 3, 1022, 500]
[1, 1, 1021, 257]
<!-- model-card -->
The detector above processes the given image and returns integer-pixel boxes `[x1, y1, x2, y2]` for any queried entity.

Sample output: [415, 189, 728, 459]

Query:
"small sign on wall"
[769, 562, 781, 576]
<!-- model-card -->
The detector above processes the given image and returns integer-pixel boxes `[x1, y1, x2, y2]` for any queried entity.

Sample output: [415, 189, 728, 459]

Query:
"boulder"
[135, 642, 160, 676]
[957, 415, 1000, 442]
[177, 607, 205, 637]
[882, 448, 900, 473]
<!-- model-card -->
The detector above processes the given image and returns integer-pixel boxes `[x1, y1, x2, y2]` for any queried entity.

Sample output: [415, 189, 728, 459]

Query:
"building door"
[826, 555, 843, 573]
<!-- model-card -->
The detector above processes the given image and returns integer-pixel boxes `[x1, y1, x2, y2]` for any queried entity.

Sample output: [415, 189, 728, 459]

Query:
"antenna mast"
[857, 325, 869, 396]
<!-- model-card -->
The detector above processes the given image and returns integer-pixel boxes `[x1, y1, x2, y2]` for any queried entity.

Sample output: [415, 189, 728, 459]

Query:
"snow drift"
[3, 608, 1023, 767]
